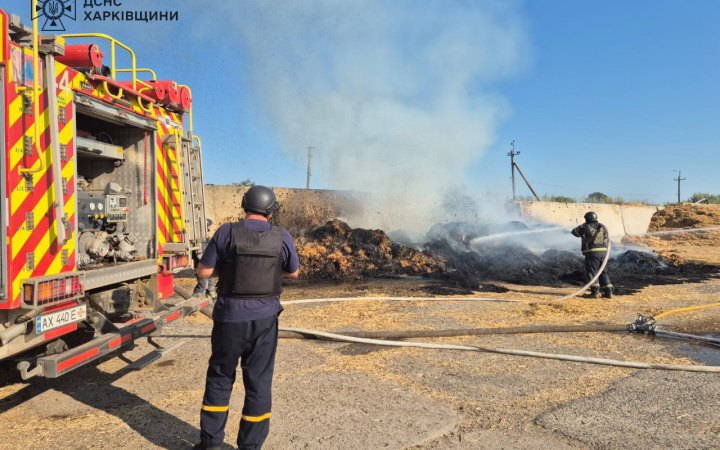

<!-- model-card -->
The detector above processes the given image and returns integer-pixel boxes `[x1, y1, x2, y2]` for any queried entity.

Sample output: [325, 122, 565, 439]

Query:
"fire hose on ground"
[279, 324, 630, 340]
[277, 327, 720, 373]
[653, 302, 720, 320]
[174, 264, 720, 373]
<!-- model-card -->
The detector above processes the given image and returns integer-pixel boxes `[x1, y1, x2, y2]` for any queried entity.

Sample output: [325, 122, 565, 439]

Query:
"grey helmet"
[241, 185, 280, 216]
[584, 211, 598, 223]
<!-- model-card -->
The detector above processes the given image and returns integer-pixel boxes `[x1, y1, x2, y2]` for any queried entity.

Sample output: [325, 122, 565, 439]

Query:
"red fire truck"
[0, 8, 211, 379]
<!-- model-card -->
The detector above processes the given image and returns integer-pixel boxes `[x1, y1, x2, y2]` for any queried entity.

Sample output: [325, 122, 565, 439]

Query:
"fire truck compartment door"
[74, 93, 156, 130]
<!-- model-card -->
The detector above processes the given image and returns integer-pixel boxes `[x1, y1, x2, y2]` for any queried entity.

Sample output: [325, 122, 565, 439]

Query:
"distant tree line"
[232, 179, 256, 187]
[688, 193, 720, 204]
[518, 191, 720, 205]
[518, 192, 628, 204]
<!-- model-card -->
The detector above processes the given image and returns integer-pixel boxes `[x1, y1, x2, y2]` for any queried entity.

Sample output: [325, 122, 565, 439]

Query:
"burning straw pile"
[296, 220, 445, 280]
[425, 221, 710, 293]
[295, 219, 710, 294]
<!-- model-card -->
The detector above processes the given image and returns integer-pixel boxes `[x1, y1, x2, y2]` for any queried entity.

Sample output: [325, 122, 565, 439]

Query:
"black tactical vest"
[579, 222, 609, 255]
[217, 220, 284, 298]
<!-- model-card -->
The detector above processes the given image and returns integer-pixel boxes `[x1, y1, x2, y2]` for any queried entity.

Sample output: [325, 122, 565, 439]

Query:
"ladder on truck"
[162, 133, 208, 257]
[180, 135, 209, 253]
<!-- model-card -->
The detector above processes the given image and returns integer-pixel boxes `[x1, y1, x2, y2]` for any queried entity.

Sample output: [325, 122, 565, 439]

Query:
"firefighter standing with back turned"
[572, 211, 614, 299]
[194, 186, 300, 450]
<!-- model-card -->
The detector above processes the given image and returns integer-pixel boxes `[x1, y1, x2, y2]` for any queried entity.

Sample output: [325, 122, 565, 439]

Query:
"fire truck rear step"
[124, 339, 188, 371]
[17, 295, 210, 379]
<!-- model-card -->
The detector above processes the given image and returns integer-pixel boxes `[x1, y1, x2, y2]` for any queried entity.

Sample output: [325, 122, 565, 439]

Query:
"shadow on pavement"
[0, 358, 233, 450]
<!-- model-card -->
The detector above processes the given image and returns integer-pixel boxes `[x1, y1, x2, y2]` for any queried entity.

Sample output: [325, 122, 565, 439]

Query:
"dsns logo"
[33, 0, 77, 31]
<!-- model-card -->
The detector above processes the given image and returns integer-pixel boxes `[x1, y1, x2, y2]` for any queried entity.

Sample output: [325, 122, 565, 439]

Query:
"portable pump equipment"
[0, 7, 211, 379]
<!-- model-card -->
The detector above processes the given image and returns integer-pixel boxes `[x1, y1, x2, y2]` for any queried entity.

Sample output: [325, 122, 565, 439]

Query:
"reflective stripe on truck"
[23, 295, 210, 379]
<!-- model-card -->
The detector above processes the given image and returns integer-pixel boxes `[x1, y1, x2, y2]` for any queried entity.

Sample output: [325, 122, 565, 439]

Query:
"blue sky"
[10, 0, 719, 204]
[484, 0, 720, 203]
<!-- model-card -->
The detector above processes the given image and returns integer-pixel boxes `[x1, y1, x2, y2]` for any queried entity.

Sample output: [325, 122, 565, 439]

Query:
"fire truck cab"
[0, 9, 210, 378]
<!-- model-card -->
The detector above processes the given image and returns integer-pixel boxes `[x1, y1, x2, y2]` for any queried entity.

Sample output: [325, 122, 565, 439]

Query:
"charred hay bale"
[427, 222, 491, 247]
[349, 228, 394, 260]
[428, 239, 563, 286]
[610, 250, 667, 272]
[541, 249, 583, 268]
[428, 239, 666, 288]
[309, 219, 353, 241]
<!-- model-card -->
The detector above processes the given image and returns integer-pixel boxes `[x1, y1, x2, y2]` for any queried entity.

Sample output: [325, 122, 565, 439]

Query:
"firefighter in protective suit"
[571, 211, 613, 299]
[194, 186, 300, 450]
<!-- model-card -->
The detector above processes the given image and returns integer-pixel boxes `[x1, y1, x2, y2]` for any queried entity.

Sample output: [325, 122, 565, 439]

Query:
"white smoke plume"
[204, 1, 531, 234]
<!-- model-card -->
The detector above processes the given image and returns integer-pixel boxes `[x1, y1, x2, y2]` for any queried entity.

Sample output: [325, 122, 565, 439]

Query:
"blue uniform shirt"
[200, 220, 300, 323]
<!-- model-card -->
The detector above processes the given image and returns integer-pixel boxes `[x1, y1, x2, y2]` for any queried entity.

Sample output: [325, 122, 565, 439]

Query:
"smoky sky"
[196, 0, 532, 232]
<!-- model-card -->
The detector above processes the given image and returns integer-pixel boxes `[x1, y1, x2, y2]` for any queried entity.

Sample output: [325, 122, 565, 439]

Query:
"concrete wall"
[514, 201, 661, 239]
[204, 187, 659, 240]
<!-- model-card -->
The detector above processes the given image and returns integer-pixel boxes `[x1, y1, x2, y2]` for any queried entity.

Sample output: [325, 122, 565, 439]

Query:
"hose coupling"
[629, 314, 656, 333]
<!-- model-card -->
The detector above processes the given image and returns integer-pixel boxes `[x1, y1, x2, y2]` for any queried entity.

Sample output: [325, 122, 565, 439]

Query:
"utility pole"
[674, 170, 686, 204]
[306, 146, 314, 189]
[507, 140, 540, 201]
[507, 140, 519, 200]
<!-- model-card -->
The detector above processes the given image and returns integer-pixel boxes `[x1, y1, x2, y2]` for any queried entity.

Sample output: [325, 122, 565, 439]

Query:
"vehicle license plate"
[35, 305, 87, 334]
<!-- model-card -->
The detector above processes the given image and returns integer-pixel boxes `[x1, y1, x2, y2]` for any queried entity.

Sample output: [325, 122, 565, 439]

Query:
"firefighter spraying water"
[572, 212, 614, 299]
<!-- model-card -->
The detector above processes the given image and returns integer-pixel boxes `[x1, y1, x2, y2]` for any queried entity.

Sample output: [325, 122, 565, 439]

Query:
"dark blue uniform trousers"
[200, 314, 278, 449]
[584, 254, 612, 290]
